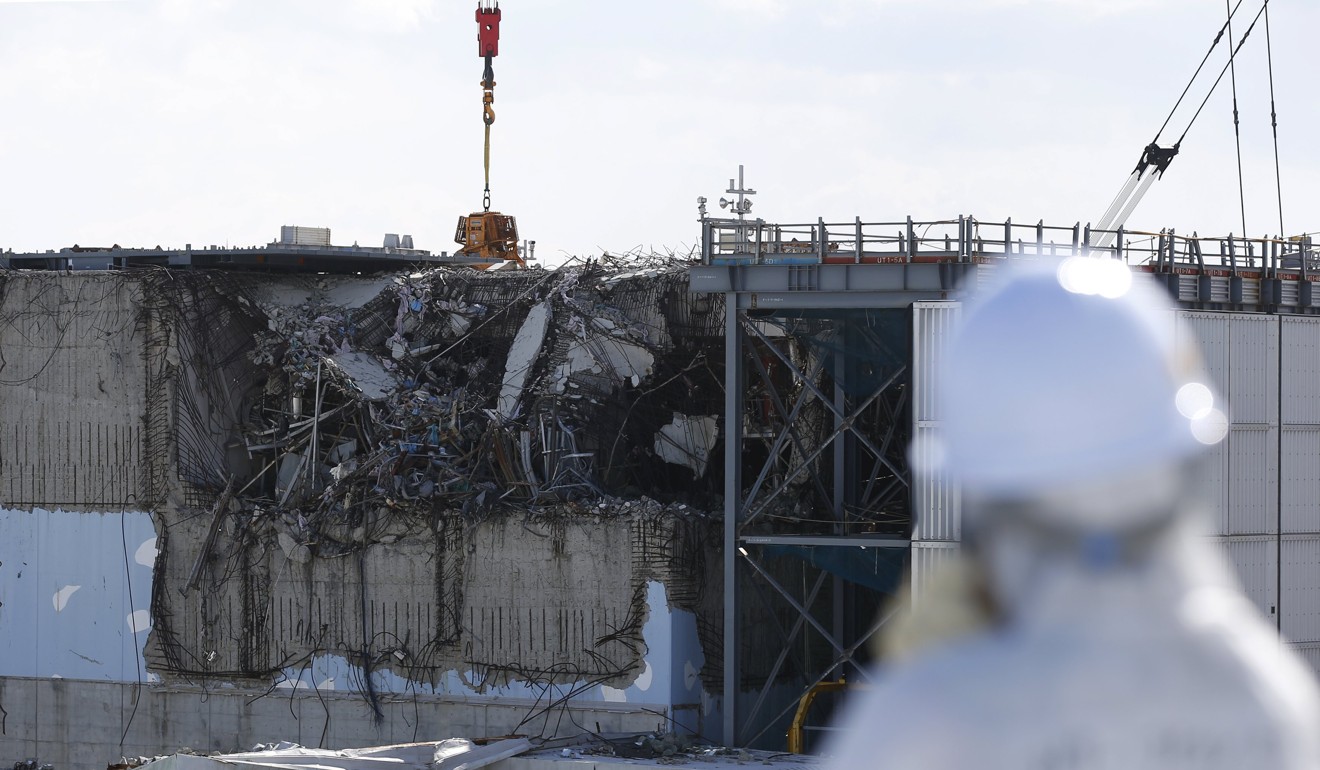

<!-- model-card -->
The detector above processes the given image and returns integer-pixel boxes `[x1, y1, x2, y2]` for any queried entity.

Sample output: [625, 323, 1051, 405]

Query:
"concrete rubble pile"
[232, 256, 726, 535]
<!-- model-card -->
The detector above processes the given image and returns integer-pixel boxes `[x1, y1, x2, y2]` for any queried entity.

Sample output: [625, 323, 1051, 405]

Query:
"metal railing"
[701, 215, 1319, 278]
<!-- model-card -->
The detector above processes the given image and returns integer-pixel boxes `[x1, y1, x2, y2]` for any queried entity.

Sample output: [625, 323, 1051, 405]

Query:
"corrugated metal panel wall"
[1280, 318, 1320, 643]
[910, 541, 960, 604]
[1189, 437, 1229, 526]
[1282, 317, 1320, 537]
[1282, 429, 1320, 534]
[1290, 642, 1320, 680]
[1219, 535, 1279, 623]
[911, 301, 961, 542]
[1282, 317, 1320, 424]
[1180, 313, 1282, 635]
[1228, 316, 1279, 423]
[1283, 536, 1320, 643]
[1177, 312, 1279, 536]
[910, 305, 1320, 639]
[1179, 312, 1230, 394]
[1228, 427, 1278, 535]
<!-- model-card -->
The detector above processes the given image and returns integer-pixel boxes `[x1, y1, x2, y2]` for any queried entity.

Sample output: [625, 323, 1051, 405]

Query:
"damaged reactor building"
[14, 212, 1320, 766]
[0, 258, 773, 766]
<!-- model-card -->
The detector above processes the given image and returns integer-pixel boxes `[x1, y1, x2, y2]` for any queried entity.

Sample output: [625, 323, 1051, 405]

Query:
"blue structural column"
[832, 344, 847, 676]
[723, 294, 742, 746]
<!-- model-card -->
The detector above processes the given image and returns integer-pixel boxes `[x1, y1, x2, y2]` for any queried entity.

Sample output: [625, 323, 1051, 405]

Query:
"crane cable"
[1264, 0, 1285, 236]
[1152, 0, 1242, 144]
[482, 55, 495, 212]
[1172, 1, 1268, 150]
[1093, 2, 1243, 236]
[1226, 0, 1248, 237]
[1094, 1, 1270, 243]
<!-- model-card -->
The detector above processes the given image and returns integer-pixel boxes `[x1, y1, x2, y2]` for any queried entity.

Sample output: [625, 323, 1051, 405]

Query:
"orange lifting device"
[455, 1, 523, 267]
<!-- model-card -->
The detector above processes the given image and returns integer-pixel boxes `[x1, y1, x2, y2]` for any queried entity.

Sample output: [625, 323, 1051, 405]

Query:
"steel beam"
[739, 535, 910, 548]
[740, 571, 830, 733]
[744, 329, 835, 513]
[740, 606, 900, 747]
[722, 292, 742, 747]
[741, 319, 908, 489]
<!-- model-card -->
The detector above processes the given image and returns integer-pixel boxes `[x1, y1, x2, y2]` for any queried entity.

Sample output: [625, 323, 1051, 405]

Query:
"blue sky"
[2, 0, 1317, 263]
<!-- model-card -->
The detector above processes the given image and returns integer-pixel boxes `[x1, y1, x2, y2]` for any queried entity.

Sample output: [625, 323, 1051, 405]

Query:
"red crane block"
[476, 3, 501, 58]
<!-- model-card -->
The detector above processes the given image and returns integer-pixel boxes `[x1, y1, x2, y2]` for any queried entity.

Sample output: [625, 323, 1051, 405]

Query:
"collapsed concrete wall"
[149, 500, 717, 690]
[138, 263, 726, 691]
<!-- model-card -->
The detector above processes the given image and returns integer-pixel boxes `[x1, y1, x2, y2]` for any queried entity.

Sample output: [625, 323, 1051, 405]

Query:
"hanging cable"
[1263, 0, 1284, 236]
[482, 55, 495, 212]
[1175, 2, 1268, 148]
[1095, 4, 1240, 239]
[1153, 0, 1243, 143]
[1225, 0, 1248, 237]
[1093, 2, 1266, 245]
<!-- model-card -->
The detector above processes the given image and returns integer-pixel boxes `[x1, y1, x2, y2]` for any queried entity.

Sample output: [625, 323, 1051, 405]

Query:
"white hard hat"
[921, 257, 1226, 518]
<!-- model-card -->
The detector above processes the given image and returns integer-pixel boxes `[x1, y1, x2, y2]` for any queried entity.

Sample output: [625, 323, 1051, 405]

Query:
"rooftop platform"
[692, 215, 1320, 314]
[1, 232, 508, 273]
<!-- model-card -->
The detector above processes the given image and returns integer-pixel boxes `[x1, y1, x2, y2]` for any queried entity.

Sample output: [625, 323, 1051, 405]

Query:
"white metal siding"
[1280, 317, 1320, 537]
[1289, 642, 1320, 680]
[1282, 317, 1320, 425]
[1283, 536, 1320, 643]
[1226, 426, 1278, 535]
[1282, 428, 1320, 534]
[910, 541, 960, 605]
[911, 425, 960, 541]
[911, 302, 960, 424]
[1176, 311, 1280, 537]
[1179, 312, 1230, 397]
[911, 302, 961, 542]
[1190, 437, 1229, 532]
[1226, 315, 1278, 425]
[1218, 535, 1279, 624]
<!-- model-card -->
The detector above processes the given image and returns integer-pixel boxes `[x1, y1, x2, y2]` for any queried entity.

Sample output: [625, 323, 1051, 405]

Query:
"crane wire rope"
[1225, 0, 1248, 237]
[1263, 0, 1285, 236]
[482, 54, 495, 212]
[1173, 1, 1268, 150]
[1095, 1, 1271, 246]
[1094, 2, 1243, 237]
[1153, 0, 1243, 143]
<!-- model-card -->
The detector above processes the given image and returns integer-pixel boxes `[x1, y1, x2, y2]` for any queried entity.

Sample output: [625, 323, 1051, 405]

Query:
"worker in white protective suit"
[825, 257, 1320, 769]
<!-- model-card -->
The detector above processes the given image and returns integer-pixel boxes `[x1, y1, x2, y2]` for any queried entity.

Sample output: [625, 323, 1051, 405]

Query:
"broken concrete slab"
[329, 351, 397, 401]
[563, 334, 654, 388]
[498, 300, 551, 419]
[654, 413, 719, 477]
